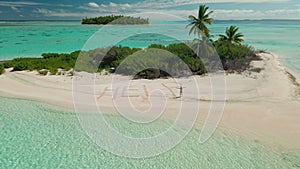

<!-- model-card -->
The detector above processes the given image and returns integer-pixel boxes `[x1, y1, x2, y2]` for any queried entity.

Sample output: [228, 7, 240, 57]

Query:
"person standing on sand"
[179, 85, 183, 98]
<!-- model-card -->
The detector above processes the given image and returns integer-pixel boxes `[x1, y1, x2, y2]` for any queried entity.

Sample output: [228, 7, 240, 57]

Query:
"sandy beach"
[1, 52, 300, 148]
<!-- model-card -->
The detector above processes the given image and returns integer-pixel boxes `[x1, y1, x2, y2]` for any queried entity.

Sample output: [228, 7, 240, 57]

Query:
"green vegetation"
[2, 51, 78, 75]
[1, 42, 257, 78]
[0, 64, 4, 75]
[214, 42, 259, 72]
[186, 5, 214, 58]
[218, 25, 244, 55]
[186, 5, 213, 39]
[82, 15, 149, 25]
[69, 71, 74, 76]
[214, 25, 260, 72]
[38, 70, 48, 76]
[1, 45, 201, 78]
[186, 4, 260, 72]
[0, 5, 261, 79]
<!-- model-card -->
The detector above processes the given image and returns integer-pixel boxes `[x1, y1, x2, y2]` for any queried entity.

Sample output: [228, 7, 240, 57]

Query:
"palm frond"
[204, 18, 213, 25]
[185, 22, 195, 28]
[188, 15, 197, 21]
[218, 34, 227, 40]
[186, 5, 213, 40]
[188, 25, 196, 35]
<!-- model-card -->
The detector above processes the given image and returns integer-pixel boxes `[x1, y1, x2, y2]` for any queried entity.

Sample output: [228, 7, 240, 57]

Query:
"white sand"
[0, 53, 299, 148]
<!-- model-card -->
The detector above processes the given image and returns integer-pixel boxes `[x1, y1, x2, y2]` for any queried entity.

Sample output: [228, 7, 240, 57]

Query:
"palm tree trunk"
[197, 32, 205, 58]
[197, 39, 200, 57]
[227, 42, 232, 58]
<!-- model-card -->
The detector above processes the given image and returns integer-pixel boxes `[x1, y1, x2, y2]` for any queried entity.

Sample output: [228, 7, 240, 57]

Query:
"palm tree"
[186, 5, 213, 40]
[186, 5, 213, 57]
[218, 25, 244, 54]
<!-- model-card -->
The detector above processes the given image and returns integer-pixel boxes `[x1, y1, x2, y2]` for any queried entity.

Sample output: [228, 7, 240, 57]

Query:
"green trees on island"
[82, 15, 149, 25]
[218, 25, 244, 55]
[1, 44, 206, 78]
[0, 5, 260, 78]
[213, 23, 259, 71]
[186, 4, 259, 72]
[1, 40, 256, 78]
[0, 64, 4, 75]
[2, 51, 79, 75]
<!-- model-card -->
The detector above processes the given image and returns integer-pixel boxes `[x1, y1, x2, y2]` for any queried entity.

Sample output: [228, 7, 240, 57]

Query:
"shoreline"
[271, 52, 300, 97]
[272, 52, 300, 85]
[0, 52, 300, 149]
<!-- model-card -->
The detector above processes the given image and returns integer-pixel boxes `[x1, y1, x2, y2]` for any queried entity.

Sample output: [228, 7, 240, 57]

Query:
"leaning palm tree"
[186, 5, 213, 40]
[186, 5, 213, 57]
[218, 25, 244, 54]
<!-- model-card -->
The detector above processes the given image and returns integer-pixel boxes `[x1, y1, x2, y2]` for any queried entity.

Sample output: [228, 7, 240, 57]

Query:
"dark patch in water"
[21, 39, 28, 42]
[17, 35, 25, 38]
[0, 40, 8, 43]
[15, 42, 22, 45]
[41, 32, 52, 37]
[27, 33, 36, 36]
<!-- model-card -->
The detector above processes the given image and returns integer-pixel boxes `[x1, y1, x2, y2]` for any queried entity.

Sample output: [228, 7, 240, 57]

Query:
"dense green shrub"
[1, 42, 258, 79]
[3, 51, 79, 74]
[0, 64, 4, 74]
[213, 41, 259, 72]
[69, 71, 74, 76]
[42, 53, 60, 59]
[13, 62, 32, 71]
[38, 70, 48, 76]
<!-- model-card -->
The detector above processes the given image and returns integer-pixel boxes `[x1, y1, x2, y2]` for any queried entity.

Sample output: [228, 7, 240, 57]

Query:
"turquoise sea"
[0, 97, 299, 168]
[0, 20, 299, 74]
[1, 20, 300, 168]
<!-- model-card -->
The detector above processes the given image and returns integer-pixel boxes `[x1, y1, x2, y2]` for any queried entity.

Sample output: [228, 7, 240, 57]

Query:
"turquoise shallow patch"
[0, 97, 299, 168]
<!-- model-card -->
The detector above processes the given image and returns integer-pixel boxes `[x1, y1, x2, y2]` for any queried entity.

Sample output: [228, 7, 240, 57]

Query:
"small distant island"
[81, 15, 149, 25]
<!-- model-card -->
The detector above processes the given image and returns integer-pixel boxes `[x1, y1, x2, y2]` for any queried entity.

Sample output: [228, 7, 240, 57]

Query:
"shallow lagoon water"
[0, 97, 299, 168]
[0, 20, 299, 74]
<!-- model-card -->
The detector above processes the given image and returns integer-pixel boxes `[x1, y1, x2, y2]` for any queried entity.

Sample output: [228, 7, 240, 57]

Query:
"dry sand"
[0, 53, 299, 148]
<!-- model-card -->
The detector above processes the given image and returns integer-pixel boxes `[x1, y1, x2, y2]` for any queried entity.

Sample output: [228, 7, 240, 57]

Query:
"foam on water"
[0, 97, 299, 168]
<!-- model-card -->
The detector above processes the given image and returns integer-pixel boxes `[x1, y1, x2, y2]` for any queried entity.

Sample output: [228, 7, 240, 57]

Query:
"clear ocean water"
[0, 20, 299, 74]
[0, 97, 299, 168]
